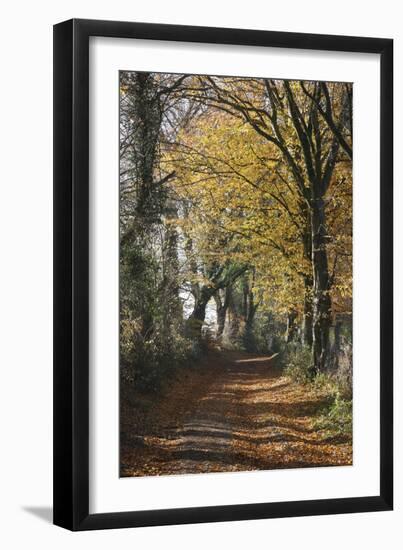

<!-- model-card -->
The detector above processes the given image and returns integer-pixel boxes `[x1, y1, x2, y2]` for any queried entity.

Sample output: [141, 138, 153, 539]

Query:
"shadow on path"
[121, 350, 352, 476]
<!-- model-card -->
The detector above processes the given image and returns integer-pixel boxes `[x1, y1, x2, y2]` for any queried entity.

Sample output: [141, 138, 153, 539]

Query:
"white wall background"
[0, 1, 400, 547]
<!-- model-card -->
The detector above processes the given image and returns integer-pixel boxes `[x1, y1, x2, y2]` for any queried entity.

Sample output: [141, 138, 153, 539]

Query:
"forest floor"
[120, 350, 352, 477]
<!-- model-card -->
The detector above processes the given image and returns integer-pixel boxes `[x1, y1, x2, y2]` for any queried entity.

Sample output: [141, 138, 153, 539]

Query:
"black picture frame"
[53, 18, 393, 531]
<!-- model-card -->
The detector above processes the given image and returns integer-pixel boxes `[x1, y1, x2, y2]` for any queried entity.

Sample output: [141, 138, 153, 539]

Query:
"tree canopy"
[119, 72, 352, 390]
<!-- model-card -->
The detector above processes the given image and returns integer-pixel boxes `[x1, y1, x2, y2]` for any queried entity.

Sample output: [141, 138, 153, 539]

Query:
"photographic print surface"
[119, 72, 353, 478]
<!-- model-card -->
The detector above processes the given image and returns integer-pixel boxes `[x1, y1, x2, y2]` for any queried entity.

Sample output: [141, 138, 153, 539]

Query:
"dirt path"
[120, 350, 352, 477]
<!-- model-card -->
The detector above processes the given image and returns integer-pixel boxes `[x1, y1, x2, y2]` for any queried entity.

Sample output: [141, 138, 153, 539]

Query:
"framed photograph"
[53, 19, 393, 530]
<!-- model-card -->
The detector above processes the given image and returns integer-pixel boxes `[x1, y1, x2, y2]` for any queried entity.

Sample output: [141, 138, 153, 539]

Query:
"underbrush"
[120, 319, 202, 394]
[282, 344, 352, 438]
[314, 392, 352, 436]
[283, 345, 314, 383]
[312, 372, 352, 436]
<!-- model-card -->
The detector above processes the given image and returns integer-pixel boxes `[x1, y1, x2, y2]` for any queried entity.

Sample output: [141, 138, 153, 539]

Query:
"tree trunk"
[334, 320, 342, 352]
[332, 319, 342, 370]
[243, 288, 258, 352]
[301, 213, 314, 348]
[227, 296, 241, 343]
[187, 286, 214, 338]
[160, 202, 182, 337]
[214, 288, 230, 340]
[311, 197, 332, 373]
[302, 276, 313, 347]
[131, 73, 162, 220]
[285, 310, 298, 343]
[120, 72, 163, 342]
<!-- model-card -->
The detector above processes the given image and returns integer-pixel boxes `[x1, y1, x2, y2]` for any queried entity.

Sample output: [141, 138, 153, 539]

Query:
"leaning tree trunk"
[311, 197, 332, 373]
[187, 286, 215, 338]
[213, 287, 230, 340]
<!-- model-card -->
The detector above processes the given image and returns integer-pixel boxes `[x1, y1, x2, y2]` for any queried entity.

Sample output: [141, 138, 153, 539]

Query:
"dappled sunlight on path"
[120, 350, 352, 477]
